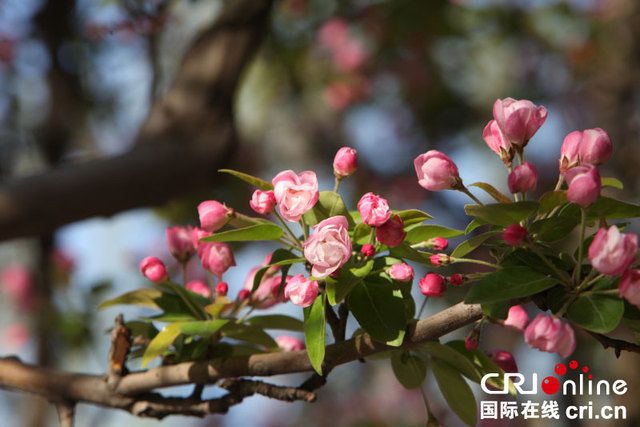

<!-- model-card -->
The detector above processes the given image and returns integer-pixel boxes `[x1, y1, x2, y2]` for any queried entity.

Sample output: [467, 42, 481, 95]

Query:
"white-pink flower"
[303, 216, 352, 278]
[276, 335, 305, 352]
[619, 269, 640, 309]
[413, 150, 461, 191]
[588, 226, 637, 276]
[492, 98, 547, 148]
[388, 263, 414, 283]
[502, 305, 530, 332]
[357, 192, 392, 227]
[272, 170, 319, 222]
[524, 314, 575, 358]
[198, 200, 232, 232]
[249, 190, 276, 215]
[284, 274, 319, 307]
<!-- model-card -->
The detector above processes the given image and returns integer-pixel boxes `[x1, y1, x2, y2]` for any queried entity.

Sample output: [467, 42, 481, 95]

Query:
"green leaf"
[218, 169, 273, 190]
[465, 202, 539, 227]
[228, 213, 272, 228]
[179, 319, 230, 338]
[446, 341, 512, 393]
[405, 225, 465, 244]
[539, 191, 568, 215]
[141, 312, 197, 322]
[204, 297, 232, 318]
[481, 301, 510, 319]
[303, 191, 354, 227]
[464, 267, 558, 304]
[602, 177, 623, 190]
[142, 322, 185, 368]
[469, 182, 511, 204]
[352, 223, 373, 245]
[220, 323, 278, 348]
[252, 249, 302, 292]
[567, 294, 624, 333]
[201, 224, 283, 242]
[465, 218, 487, 234]
[389, 242, 433, 265]
[451, 230, 501, 258]
[346, 280, 406, 345]
[247, 314, 304, 331]
[304, 294, 326, 375]
[155, 281, 208, 320]
[395, 209, 433, 226]
[125, 321, 158, 340]
[430, 358, 477, 426]
[586, 196, 640, 220]
[325, 259, 374, 305]
[530, 217, 580, 242]
[391, 351, 427, 389]
[99, 288, 163, 310]
[423, 342, 480, 382]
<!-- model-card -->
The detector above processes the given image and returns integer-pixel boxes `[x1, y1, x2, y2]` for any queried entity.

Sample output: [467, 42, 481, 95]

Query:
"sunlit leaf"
[304, 294, 326, 375]
[201, 224, 283, 242]
[218, 169, 273, 190]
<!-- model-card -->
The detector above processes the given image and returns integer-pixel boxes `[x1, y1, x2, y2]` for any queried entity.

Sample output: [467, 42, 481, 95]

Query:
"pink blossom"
[191, 227, 212, 251]
[419, 273, 446, 297]
[361, 244, 375, 257]
[388, 263, 414, 282]
[199, 242, 235, 279]
[449, 274, 464, 286]
[427, 237, 448, 251]
[413, 150, 462, 191]
[140, 257, 168, 283]
[243, 266, 287, 309]
[333, 147, 358, 178]
[566, 164, 601, 208]
[579, 128, 612, 166]
[237, 289, 251, 302]
[376, 214, 406, 247]
[503, 225, 528, 246]
[357, 192, 392, 227]
[166, 226, 196, 263]
[619, 269, 640, 308]
[250, 190, 276, 215]
[198, 200, 232, 232]
[276, 335, 305, 352]
[284, 274, 319, 307]
[0, 266, 35, 311]
[303, 216, 352, 278]
[317, 18, 349, 50]
[508, 162, 538, 194]
[492, 98, 547, 148]
[465, 335, 478, 350]
[524, 314, 576, 358]
[559, 130, 583, 173]
[333, 39, 367, 71]
[216, 281, 229, 296]
[429, 253, 451, 266]
[588, 226, 637, 276]
[186, 280, 212, 298]
[488, 350, 518, 373]
[502, 305, 530, 332]
[482, 119, 514, 165]
[272, 170, 319, 222]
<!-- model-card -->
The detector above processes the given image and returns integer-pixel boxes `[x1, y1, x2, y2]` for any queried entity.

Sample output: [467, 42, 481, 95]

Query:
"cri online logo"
[481, 360, 628, 396]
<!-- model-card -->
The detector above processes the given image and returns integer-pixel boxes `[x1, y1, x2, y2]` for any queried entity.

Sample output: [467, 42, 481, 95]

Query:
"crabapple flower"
[508, 162, 538, 194]
[524, 314, 576, 358]
[250, 190, 276, 215]
[276, 335, 305, 352]
[559, 131, 583, 173]
[317, 18, 349, 50]
[186, 281, 212, 298]
[465, 335, 478, 350]
[483, 119, 514, 165]
[243, 267, 287, 309]
[357, 192, 391, 227]
[0, 265, 35, 311]
[502, 305, 529, 332]
[272, 170, 319, 222]
[199, 242, 236, 279]
[166, 226, 196, 263]
[566, 164, 601, 207]
[376, 214, 406, 247]
[414, 150, 462, 191]
[492, 98, 547, 148]
[427, 237, 448, 251]
[284, 274, 319, 307]
[449, 274, 464, 286]
[140, 257, 168, 283]
[503, 225, 528, 246]
[588, 226, 637, 276]
[198, 200, 233, 232]
[333, 147, 358, 178]
[489, 350, 518, 373]
[429, 253, 451, 266]
[619, 269, 640, 308]
[237, 289, 251, 302]
[303, 216, 352, 278]
[215, 281, 229, 296]
[419, 273, 446, 297]
[578, 128, 612, 166]
[361, 244, 375, 257]
[388, 263, 414, 282]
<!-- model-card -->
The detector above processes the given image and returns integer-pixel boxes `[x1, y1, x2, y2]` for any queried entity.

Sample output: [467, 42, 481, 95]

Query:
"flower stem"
[333, 177, 342, 193]
[459, 186, 484, 206]
[451, 257, 499, 269]
[273, 211, 301, 246]
[573, 208, 587, 283]
[528, 244, 573, 287]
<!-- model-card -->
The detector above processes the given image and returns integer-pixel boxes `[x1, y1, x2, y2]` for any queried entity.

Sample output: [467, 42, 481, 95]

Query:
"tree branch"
[585, 330, 640, 357]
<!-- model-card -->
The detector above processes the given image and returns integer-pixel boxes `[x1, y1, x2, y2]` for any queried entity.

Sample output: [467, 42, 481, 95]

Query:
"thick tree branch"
[0, 0, 273, 241]
[0, 302, 482, 418]
[585, 330, 640, 357]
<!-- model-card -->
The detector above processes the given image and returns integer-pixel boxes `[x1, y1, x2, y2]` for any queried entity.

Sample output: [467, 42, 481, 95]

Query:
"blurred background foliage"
[0, 0, 639, 425]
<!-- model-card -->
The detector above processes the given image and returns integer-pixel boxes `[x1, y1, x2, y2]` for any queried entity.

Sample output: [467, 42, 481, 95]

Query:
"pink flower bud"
[284, 274, 319, 307]
[429, 253, 451, 266]
[191, 227, 212, 251]
[388, 263, 414, 282]
[414, 150, 462, 191]
[419, 273, 446, 297]
[502, 305, 529, 332]
[619, 269, 640, 309]
[492, 98, 547, 148]
[243, 267, 288, 309]
[0, 265, 36, 311]
[237, 289, 251, 302]
[216, 281, 229, 296]
[357, 192, 392, 227]
[588, 226, 638, 276]
[508, 162, 538, 194]
[482, 120, 514, 165]
[524, 314, 576, 358]
[198, 200, 233, 232]
[503, 225, 528, 246]
[166, 226, 196, 263]
[376, 214, 406, 247]
[333, 147, 358, 178]
[199, 242, 236, 279]
[559, 131, 582, 173]
[317, 18, 349, 50]
[465, 335, 478, 350]
[488, 350, 518, 373]
[303, 216, 352, 278]
[427, 237, 448, 251]
[140, 256, 168, 283]
[276, 335, 305, 352]
[272, 170, 319, 222]
[186, 280, 212, 298]
[249, 190, 277, 215]
[566, 164, 601, 208]
[579, 128, 612, 166]
[361, 244, 375, 257]
[449, 274, 464, 286]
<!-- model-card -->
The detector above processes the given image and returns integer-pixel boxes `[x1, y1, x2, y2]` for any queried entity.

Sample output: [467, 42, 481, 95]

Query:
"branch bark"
[0, 302, 482, 418]
[0, 0, 273, 241]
